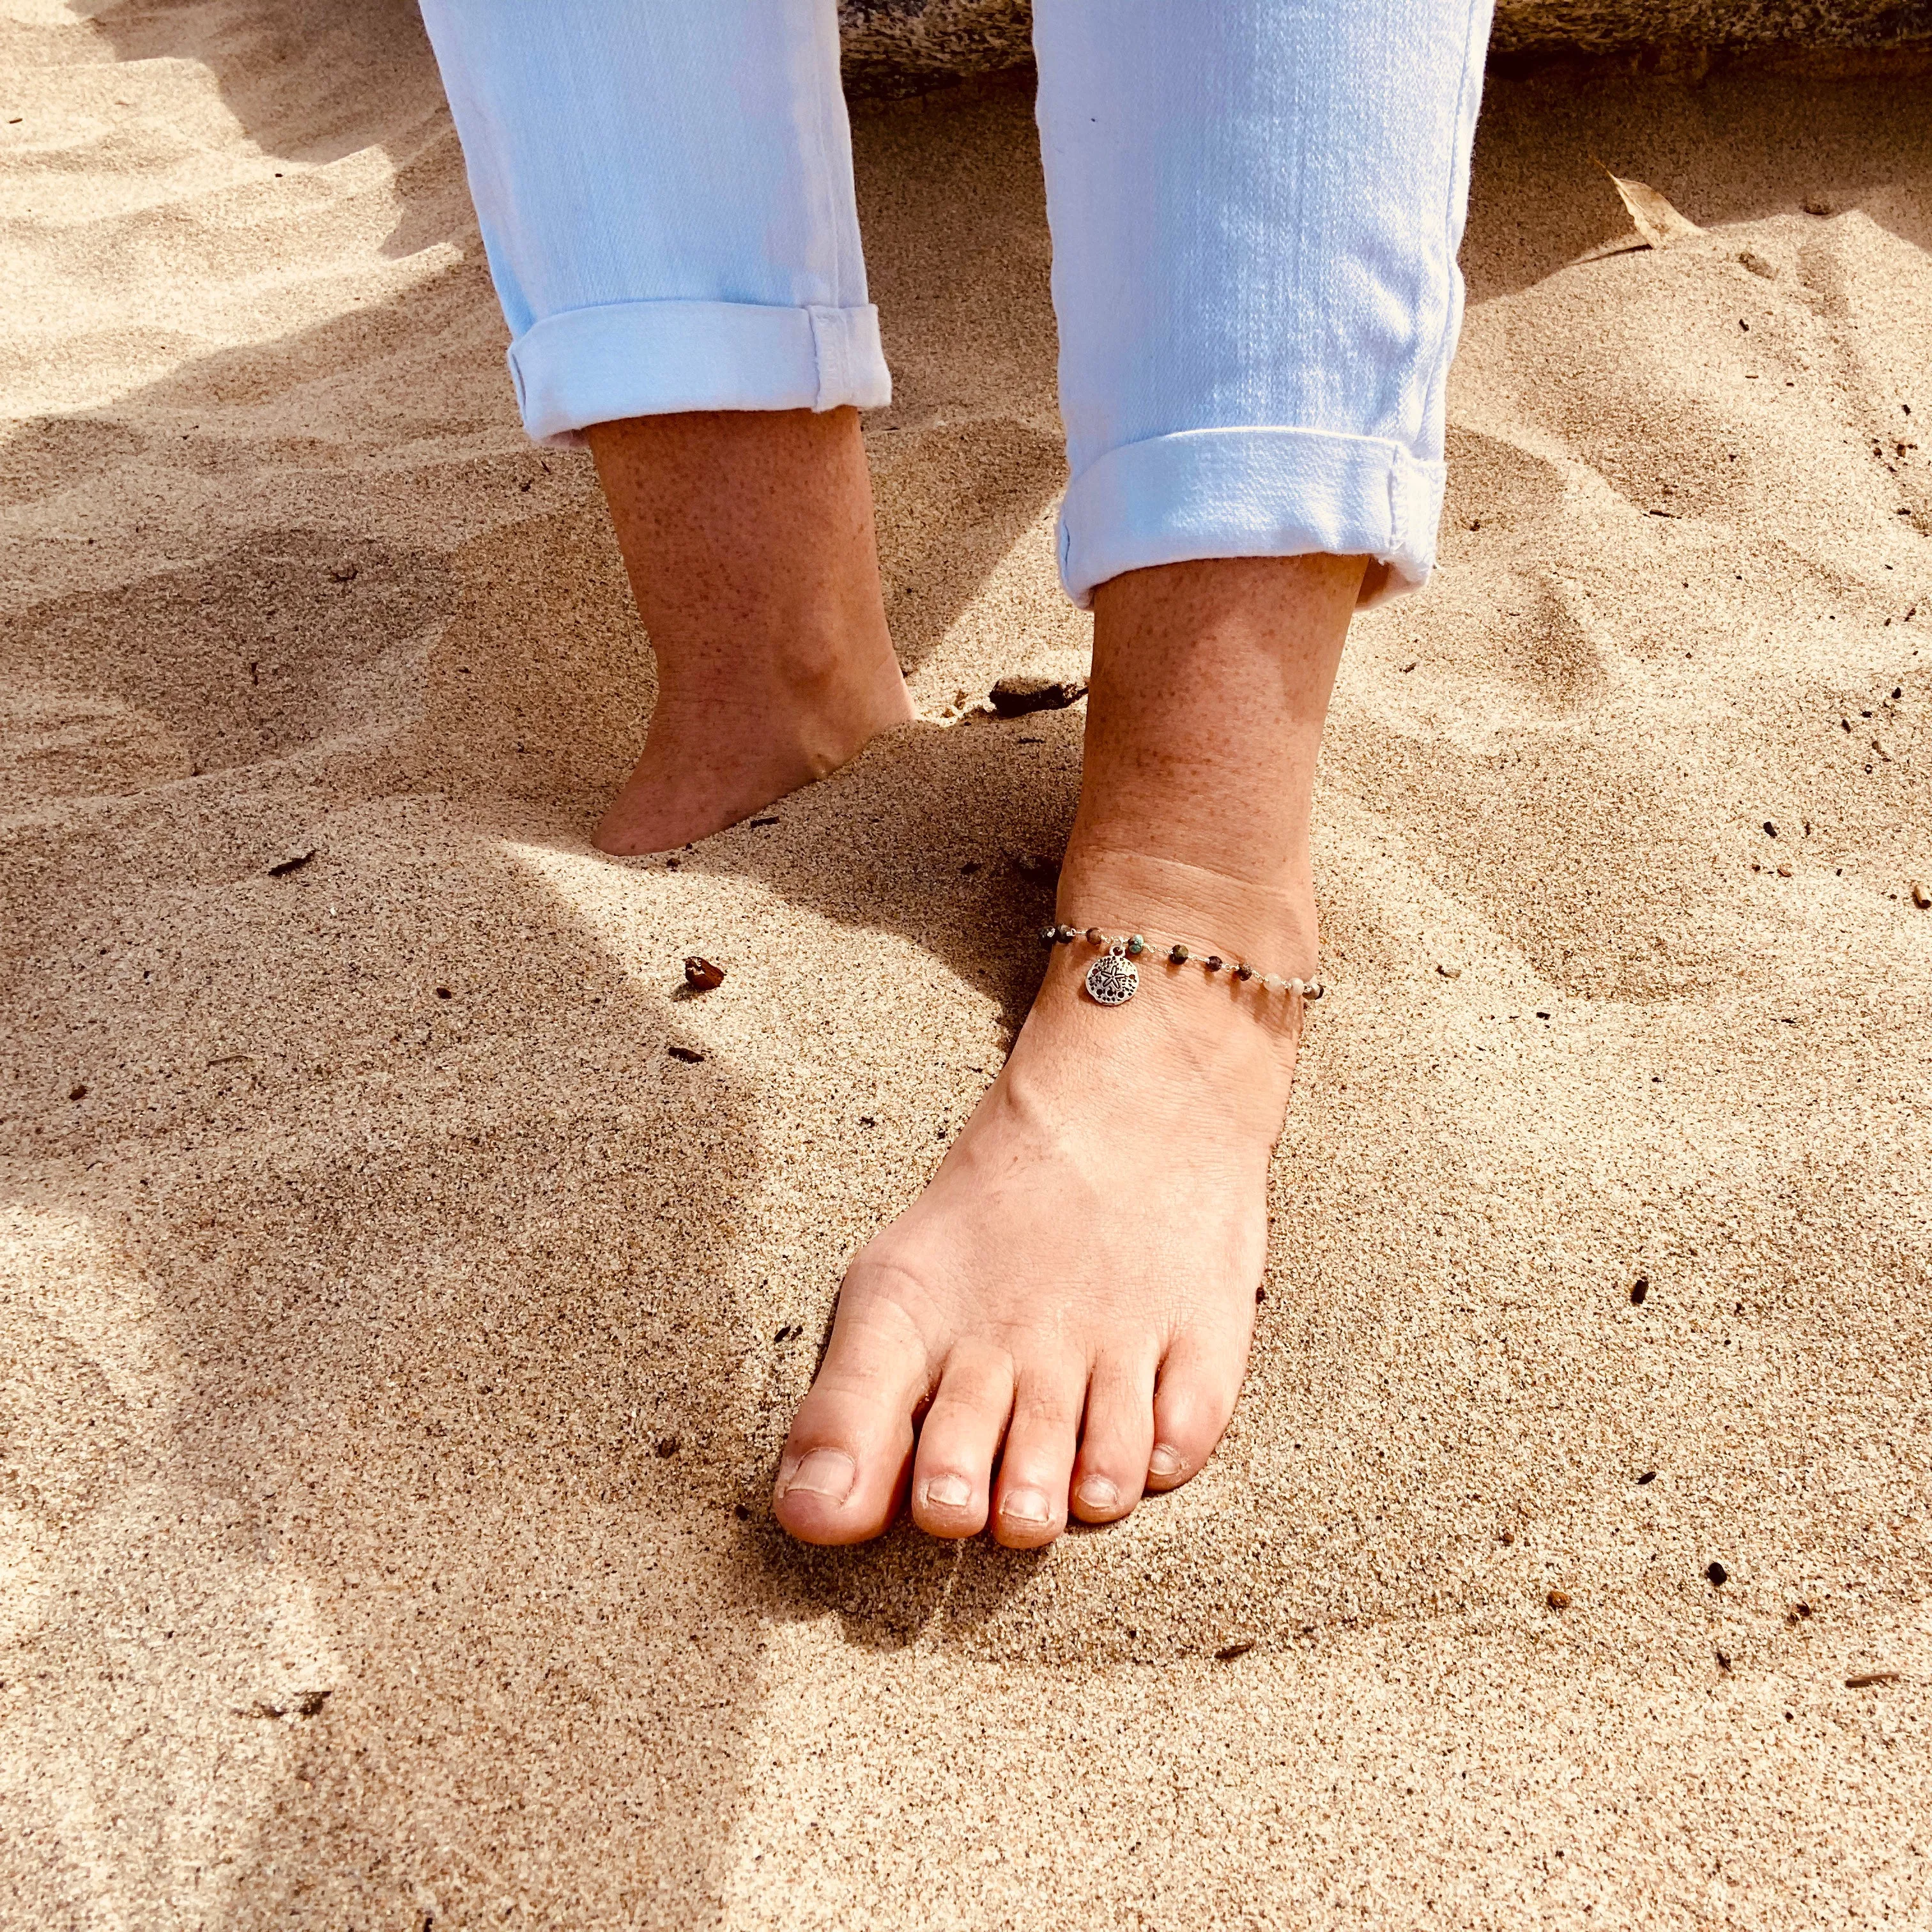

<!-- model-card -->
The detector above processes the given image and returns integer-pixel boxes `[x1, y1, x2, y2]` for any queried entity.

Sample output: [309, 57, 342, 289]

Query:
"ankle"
[1054, 843, 1319, 978]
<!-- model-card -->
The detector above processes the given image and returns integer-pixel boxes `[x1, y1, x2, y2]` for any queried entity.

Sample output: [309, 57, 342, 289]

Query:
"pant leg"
[417, 0, 889, 445]
[1032, 0, 1494, 608]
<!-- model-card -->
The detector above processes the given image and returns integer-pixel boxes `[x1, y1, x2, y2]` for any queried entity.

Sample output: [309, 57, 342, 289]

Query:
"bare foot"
[594, 633, 912, 854]
[773, 549, 1367, 1545]
[586, 407, 913, 855]
[774, 854, 1311, 1545]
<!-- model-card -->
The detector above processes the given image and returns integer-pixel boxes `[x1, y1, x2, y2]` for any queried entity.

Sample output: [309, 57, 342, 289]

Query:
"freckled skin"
[580, 407, 1360, 1545]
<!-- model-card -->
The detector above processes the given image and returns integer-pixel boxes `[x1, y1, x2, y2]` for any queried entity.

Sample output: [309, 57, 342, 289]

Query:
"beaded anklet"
[1039, 923, 1324, 1009]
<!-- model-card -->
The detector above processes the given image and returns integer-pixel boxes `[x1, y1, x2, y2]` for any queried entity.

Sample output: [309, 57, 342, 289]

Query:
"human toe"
[774, 1292, 930, 1545]
[1070, 1355, 1155, 1524]
[992, 1368, 1082, 1549]
[1146, 1328, 1247, 1494]
[910, 1342, 1015, 1538]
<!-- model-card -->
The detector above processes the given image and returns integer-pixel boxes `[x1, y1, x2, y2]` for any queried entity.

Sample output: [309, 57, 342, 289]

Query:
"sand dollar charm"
[1084, 951, 1138, 1006]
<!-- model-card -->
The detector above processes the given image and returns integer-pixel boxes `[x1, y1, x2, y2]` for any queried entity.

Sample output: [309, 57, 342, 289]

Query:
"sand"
[3, 4, 1929, 1926]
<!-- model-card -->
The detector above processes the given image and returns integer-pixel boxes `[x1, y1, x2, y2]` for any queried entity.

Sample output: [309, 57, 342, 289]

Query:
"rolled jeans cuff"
[1057, 425, 1446, 610]
[506, 298, 893, 445]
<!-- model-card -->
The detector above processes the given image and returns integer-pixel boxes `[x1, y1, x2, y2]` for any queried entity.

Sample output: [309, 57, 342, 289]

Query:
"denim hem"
[507, 298, 892, 445]
[1056, 425, 1445, 610]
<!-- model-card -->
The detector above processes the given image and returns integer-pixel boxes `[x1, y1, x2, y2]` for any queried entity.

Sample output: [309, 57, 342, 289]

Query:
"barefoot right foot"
[585, 406, 912, 854]
[770, 553, 1367, 1546]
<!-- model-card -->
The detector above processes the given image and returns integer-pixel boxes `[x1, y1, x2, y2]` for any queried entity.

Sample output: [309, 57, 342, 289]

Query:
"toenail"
[923, 1473, 972, 1510]
[779, 1448, 857, 1503]
[1001, 1487, 1052, 1526]
[1076, 1475, 1121, 1513]
[1148, 1445, 1187, 1481]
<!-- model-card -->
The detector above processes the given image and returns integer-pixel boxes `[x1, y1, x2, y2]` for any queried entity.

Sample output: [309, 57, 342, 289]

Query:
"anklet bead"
[1039, 924, 1057, 946]
[1170, 944, 1190, 964]
[1085, 926, 1105, 946]
[1055, 925, 1076, 944]
[1126, 934, 1145, 956]
[1206, 956, 1223, 973]
[1235, 963, 1254, 981]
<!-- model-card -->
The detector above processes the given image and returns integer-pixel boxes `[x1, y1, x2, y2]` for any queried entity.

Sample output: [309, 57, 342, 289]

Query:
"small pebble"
[1547, 1590, 1571, 1611]
[1706, 1561, 1729, 1588]
[989, 674, 1088, 717]
[1214, 1640, 1255, 1662]
[1436, 963, 1461, 979]
[666, 1045, 705, 1064]
[1630, 1278, 1648, 1305]
[68, 1082, 88, 1101]
[1737, 248, 1777, 279]
[684, 957, 725, 990]
[1802, 195, 1833, 217]
[1846, 1671, 1900, 1689]
[656, 1436, 680, 1459]
[1912, 880, 1930, 909]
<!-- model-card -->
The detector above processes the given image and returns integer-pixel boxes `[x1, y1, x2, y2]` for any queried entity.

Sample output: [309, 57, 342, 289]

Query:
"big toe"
[774, 1280, 931, 1545]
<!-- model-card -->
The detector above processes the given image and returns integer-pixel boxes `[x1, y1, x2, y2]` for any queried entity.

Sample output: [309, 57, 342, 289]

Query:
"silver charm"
[1084, 951, 1138, 1006]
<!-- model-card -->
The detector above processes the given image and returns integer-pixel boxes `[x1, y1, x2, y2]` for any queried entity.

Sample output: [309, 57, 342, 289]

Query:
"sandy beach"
[3, 3, 1929, 1924]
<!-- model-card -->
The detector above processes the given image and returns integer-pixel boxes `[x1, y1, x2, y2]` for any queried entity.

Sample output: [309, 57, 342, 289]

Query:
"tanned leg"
[586, 406, 914, 855]
[773, 552, 1363, 1545]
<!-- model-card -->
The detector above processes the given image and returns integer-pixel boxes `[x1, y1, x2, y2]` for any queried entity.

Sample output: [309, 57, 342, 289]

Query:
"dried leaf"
[1602, 167, 1703, 250]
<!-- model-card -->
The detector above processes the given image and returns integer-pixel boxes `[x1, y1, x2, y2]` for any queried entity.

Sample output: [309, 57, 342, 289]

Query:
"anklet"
[1039, 923, 1324, 1009]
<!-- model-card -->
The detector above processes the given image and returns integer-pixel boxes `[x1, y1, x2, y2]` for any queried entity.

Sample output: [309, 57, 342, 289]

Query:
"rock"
[989, 673, 1087, 717]
[1706, 1560, 1729, 1587]
[1547, 1589, 1572, 1610]
[838, 2, 1931, 95]
[683, 956, 726, 990]
[1912, 880, 1931, 909]
[1737, 249, 1778, 279]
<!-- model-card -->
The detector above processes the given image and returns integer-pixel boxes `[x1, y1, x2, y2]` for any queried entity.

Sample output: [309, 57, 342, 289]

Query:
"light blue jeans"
[418, 0, 1494, 610]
